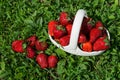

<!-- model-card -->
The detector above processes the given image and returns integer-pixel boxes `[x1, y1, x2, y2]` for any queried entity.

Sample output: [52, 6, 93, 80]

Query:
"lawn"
[0, 0, 120, 80]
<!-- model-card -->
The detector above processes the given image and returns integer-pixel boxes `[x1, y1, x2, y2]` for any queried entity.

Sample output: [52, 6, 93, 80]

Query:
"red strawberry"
[87, 21, 93, 32]
[26, 46, 36, 58]
[95, 21, 104, 29]
[59, 12, 69, 26]
[48, 55, 58, 68]
[89, 28, 103, 43]
[81, 18, 88, 32]
[59, 35, 70, 46]
[93, 37, 110, 51]
[53, 25, 67, 39]
[12, 40, 26, 53]
[78, 33, 87, 43]
[81, 41, 92, 52]
[81, 17, 93, 36]
[36, 53, 48, 69]
[48, 20, 58, 36]
[35, 40, 48, 51]
[66, 24, 72, 35]
[26, 35, 37, 47]
[81, 17, 89, 28]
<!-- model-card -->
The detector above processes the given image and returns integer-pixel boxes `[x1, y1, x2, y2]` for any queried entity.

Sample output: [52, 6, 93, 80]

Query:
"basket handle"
[67, 9, 87, 49]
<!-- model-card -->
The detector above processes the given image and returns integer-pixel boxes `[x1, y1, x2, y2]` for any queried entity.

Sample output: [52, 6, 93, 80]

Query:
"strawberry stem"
[57, 25, 65, 31]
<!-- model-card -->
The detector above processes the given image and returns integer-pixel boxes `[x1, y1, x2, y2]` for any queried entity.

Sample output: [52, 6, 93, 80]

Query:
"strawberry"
[95, 21, 104, 29]
[59, 12, 69, 26]
[35, 40, 48, 51]
[26, 46, 36, 58]
[81, 17, 91, 27]
[48, 20, 58, 36]
[26, 35, 37, 47]
[66, 24, 72, 35]
[89, 28, 103, 43]
[81, 41, 92, 52]
[53, 25, 67, 39]
[36, 53, 48, 69]
[81, 17, 93, 36]
[93, 37, 110, 51]
[78, 33, 87, 43]
[81, 18, 88, 32]
[59, 35, 70, 46]
[87, 21, 93, 32]
[48, 55, 58, 68]
[12, 40, 26, 53]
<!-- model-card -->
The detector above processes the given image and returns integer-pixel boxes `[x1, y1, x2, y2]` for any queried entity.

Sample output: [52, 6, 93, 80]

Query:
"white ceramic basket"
[49, 9, 110, 56]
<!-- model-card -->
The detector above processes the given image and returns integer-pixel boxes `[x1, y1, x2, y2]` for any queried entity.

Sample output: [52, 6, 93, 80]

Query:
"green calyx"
[51, 53, 57, 56]
[57, 25, 66, 31]
[104, 37, 110, 46]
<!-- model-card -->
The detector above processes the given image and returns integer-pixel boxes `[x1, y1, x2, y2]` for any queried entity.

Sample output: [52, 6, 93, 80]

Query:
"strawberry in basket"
[53, 25, 67, 39]
[48, 10, 110, 53]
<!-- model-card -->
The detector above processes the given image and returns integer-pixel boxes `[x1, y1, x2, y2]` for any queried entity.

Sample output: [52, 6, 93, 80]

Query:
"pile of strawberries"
[12, 35, 58, 69]
[48, 12, 110, 52]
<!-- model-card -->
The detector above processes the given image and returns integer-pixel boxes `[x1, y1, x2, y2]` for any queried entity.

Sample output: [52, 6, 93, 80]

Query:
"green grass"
[0, 0, 120, 80]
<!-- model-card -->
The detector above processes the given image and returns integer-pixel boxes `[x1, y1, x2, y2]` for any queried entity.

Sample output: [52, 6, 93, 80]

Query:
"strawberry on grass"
[35, 40, 48, 51]
[26, 35, 37, 47]
[12, 40, 26, 53]
[48, 54, 58, 68]
[36, 53, 48, 69]
[26, 46, 36, 58]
